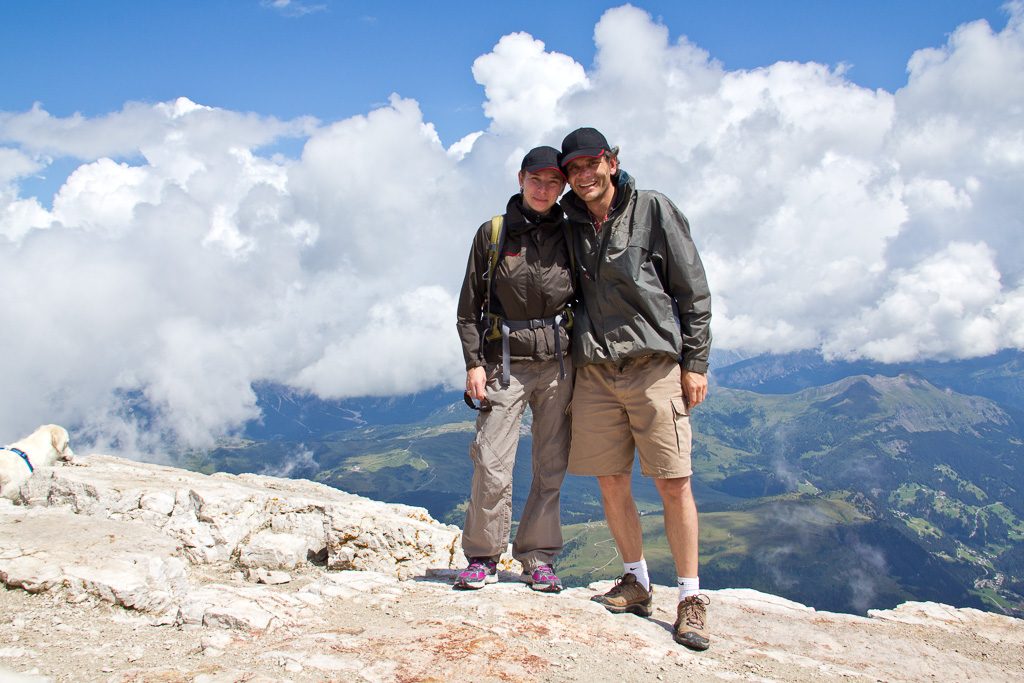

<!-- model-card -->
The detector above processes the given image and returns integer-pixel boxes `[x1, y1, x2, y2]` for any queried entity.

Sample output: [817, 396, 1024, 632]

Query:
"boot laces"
[681, 594, 710, 629]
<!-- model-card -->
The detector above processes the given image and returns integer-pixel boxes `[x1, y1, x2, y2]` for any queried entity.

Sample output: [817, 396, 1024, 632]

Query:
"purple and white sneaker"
[520, 564, 563, 593]
[454, 558, 498, 590]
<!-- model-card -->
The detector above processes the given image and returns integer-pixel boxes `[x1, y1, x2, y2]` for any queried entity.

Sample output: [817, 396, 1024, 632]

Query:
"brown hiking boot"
[590, 573, 653, 617]
[674, 594, 711, 650]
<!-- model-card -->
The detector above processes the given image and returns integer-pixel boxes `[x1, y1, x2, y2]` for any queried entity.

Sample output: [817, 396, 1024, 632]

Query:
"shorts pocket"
[670, 396, 692, 456]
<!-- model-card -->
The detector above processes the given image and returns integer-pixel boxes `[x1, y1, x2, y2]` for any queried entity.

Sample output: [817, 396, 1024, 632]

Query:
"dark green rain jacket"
[563, 171, 712, 372]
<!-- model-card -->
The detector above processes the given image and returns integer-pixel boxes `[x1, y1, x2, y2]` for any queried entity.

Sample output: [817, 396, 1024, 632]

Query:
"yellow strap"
[488, 215, 503, 280]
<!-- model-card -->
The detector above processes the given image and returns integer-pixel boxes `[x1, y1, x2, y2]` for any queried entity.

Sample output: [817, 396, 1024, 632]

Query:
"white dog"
[0, 424, 75, 499]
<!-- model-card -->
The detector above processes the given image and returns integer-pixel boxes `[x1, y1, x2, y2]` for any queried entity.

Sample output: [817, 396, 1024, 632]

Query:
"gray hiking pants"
[462, 358, 572, 571]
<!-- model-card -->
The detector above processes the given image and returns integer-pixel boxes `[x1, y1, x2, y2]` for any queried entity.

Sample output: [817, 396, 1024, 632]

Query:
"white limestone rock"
[246, 567, 292, 585]
[17, 454, 461, 579]
[6, 451, 1021, 682]
[2, 452, 462, 638]
[0, 504, 187, 623]
[178, 582, 314, 632]
[325, 505, 460, 578]
[238, 530, 309, 570]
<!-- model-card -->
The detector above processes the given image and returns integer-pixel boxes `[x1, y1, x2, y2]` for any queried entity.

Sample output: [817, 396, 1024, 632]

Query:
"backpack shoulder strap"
[487, 215, 504, 282]
[484, 215, 506, 321]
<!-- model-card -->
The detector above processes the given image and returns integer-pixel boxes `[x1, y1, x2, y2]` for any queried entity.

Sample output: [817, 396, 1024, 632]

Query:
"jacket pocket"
[618, 224, 651, 279]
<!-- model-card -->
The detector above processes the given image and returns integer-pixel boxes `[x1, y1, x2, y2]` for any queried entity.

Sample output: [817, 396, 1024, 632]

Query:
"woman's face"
[519, 168, 566, 213]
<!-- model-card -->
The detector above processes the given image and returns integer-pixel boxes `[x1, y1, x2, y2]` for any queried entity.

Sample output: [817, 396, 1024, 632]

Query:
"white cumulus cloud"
[0, 4, 1021, 453]
[472, 32, 588, 142]
[823, 242, 1014, 362]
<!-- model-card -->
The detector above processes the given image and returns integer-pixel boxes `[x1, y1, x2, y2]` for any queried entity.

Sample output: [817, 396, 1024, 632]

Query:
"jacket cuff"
[466, 359, 487, 371]
[681, 359, 708, 374]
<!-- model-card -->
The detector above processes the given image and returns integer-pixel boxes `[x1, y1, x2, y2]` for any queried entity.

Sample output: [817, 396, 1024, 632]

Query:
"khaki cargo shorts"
[568, 354, 692, 479]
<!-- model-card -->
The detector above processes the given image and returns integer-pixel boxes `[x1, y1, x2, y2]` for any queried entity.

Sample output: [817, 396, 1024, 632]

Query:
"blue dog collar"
[3, 447, 33, 473]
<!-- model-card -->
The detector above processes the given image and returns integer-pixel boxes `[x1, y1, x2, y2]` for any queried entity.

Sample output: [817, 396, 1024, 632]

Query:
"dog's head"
[48, 425, 75, 461]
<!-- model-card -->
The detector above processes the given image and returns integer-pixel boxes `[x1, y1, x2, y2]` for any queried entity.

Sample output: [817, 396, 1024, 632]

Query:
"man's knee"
[654, 475, 693, 501]
[597, 473, 633, 500]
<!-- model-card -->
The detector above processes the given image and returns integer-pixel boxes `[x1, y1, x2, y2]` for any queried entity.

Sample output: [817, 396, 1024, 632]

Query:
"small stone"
[201, 631, 233, 653]
[258, 569, 292, 585]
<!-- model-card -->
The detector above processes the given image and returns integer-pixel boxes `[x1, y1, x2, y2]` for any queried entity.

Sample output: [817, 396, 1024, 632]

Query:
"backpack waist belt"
[498, 312, 569, 388]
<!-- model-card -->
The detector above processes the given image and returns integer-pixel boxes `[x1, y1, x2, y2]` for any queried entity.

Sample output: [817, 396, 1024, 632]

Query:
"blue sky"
[1, 1, 1021, 449]
[2, 1, 1011, 145]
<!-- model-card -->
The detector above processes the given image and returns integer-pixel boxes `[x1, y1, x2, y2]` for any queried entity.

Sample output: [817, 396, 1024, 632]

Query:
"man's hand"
[681, 370, 708, 409]
[466, 366, 488, 401]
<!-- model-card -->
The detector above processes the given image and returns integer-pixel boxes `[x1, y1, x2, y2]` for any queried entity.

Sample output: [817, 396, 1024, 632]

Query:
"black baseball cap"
[520, 146, 565, 177]
[560, 127, 611, 168]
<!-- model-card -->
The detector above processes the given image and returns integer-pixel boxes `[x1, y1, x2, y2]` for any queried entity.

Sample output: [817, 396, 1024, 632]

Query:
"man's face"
[519, 168, 566, 214]
[565, 153, 618, 207]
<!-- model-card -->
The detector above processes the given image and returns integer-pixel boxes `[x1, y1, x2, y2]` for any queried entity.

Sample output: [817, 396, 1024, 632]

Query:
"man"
[559, 127, 712, 650]
[454, 146, 574, 593]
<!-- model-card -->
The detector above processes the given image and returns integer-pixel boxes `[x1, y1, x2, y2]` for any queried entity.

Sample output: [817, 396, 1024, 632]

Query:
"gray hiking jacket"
[563, 171, 712, 372]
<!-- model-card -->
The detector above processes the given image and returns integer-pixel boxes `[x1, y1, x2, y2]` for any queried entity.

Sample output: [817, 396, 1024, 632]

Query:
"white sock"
[678, 576, 700, 600]
[624, 559, 650, 591]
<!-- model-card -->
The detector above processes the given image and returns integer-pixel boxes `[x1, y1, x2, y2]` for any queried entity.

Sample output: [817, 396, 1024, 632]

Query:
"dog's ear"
[50, 426, 72, 458]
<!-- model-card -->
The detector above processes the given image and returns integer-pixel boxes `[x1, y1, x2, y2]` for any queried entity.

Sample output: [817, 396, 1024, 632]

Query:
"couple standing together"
[455, 127, 713, 651]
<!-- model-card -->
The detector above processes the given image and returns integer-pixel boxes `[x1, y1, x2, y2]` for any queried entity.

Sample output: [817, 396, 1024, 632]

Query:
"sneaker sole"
[454, 574, 498, 590]
[674, 631, 710, 651]
[592, 598, 653, 618]
[519, 573, 562, 593]
[528, 582, 563, 593]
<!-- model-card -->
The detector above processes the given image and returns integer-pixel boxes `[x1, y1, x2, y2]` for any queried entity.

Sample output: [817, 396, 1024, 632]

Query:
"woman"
[454, 146, 574, 593]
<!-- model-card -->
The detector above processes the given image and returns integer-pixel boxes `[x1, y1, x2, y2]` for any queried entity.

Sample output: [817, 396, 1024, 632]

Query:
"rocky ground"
[4, 570, 1023, 682]
[2, 455, 1022, 682]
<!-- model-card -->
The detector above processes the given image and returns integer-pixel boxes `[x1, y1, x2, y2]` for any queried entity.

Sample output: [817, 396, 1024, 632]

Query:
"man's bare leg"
[597, 473, 643, 562]
[592, 472, 654, 616]
[654, 475, 699, 577]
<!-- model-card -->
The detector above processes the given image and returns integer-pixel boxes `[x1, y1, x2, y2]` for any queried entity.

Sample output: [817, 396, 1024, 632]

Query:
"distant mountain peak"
[792, 372, 1010, 434]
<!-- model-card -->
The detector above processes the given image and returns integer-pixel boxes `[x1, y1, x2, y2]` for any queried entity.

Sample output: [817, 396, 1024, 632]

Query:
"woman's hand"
[466, 366, 488, 401]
